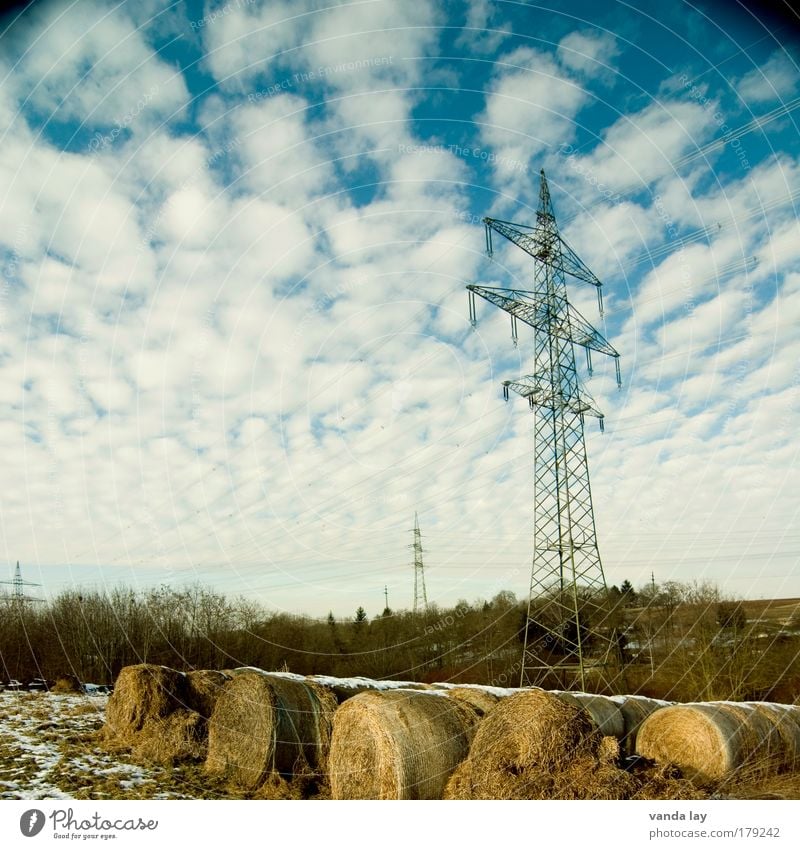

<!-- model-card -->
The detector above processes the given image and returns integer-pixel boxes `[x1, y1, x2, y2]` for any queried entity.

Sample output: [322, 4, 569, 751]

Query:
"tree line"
[1, 579, 797, 702]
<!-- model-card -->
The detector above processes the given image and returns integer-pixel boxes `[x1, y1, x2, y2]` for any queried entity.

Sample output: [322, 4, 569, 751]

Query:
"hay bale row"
[329, 689, 479, 799]
[552, 692, 670, 755]
[103, 664, 234, 765]
[104, 665, 445, 778]
[445, 689, 635, 799]
[205, 669, 338, 790]
[105, 664, 798, 799]
[636, 701, 800, 784]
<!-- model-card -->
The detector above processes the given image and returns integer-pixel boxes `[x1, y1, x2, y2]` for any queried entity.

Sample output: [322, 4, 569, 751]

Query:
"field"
[0, 692, 242, 801]
[3, 683, 800, 801]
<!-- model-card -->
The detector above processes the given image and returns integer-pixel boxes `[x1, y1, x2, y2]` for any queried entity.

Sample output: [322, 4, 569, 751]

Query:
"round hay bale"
[329, 689, 479, 799]
[636, 702, 785, 784]
[446, 687, 500, 717]
[104, 665, 188, 742]
[185, 669, 231, 719]
[444, 689, 633, 799]
[51, 674, 82, 694]
[555, 692, 625, 739]
[610, 695, 672, 756]
[131, 709, 207, 765]
[205, 670, 338, 790]
[753, 703, 800, 769]
[717, 702, 783, 766]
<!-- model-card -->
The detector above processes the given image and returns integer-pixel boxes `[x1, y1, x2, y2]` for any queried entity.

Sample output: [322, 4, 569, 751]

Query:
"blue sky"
[0, 0, 798, 616]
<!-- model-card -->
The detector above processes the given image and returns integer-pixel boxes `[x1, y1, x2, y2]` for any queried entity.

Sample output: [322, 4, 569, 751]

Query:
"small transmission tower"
[468, 170, 621, 691]
[411, 512, 428, 613]
[0, 561, 44, 606]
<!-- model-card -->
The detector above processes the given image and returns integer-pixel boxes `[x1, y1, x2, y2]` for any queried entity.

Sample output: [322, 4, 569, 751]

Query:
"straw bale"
[185, 669, 231, 719]
[205, 669, 338, 791]
[51, 674, 82, 694]
[556, 692, 625, 739]
[753, 703, 800, 769]
[610, 695, 672, 756]
[717, 703, 782, 765]
[131, 709, 207, 765]
[636, 702, 785, 784]
[329, 689, 479, 799]
[444, 689, 634, 799]
[103, 664, 188, 742]
[446, 687, 501, 717]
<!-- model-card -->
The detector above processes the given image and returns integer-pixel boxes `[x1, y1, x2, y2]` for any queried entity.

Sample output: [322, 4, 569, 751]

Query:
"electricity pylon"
[0, 561, 43, 606]
[411, 512, 428, 613]
[468, 170, 621, 691]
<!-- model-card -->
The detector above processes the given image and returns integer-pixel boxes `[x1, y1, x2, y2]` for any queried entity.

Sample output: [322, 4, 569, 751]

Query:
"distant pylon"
[468, 170, 621, 691]
[411, 513, 428, 613]
[0, 561, 44, 606]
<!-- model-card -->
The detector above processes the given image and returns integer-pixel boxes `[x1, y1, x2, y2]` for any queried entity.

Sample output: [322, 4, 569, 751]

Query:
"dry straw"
[104, 664, 188, 742]
[636, 702, 794, 784]
[205, 669, 338, 791]
[131, 709, 207, 765]
[185, 669, 231, 718]
[445, 687, 501, 717]
[329, 689, 479, 799]
[610, 695, 672, 756]
[104, 664, 236, 765]
[753, 703, 800, 769]
[51, 674, 82, 694]
[555, 692, 625, 738]
[444, 689, 634, 799]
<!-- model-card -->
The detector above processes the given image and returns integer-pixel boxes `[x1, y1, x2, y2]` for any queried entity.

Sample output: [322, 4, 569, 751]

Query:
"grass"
[0, 692, 248, 800]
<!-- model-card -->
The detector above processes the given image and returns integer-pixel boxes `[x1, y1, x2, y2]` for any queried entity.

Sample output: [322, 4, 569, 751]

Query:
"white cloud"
[454, 0, 511, 55]
[480, 46, 587, 178]
[223, 93, 335, 205]
[735, 50, 800, 104]
[575, 99, 717, 193]
[199, 0, 305, 91]
[6, 1, 189, 128]
[557, 29, 619, 78]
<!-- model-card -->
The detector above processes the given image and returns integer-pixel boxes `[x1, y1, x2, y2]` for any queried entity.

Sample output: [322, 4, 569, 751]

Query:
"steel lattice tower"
[0, 561, 43, 606]
[411, 512, 428, 613]
[468, 170, 621, 691]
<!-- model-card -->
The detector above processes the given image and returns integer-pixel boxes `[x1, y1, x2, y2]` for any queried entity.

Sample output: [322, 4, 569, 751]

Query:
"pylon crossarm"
[502, 377, 604, 420]
[483, 217, 603, 291]
[467, 285, 544, 328]
[467, 284, 619, 368]
[565, 303, 619, 360]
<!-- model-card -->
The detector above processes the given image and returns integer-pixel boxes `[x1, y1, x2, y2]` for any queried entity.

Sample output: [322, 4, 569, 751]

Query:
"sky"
[0, 0, 799, 617]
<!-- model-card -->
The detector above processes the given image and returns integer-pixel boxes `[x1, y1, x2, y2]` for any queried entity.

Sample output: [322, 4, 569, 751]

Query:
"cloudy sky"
[0, 0, 798, 616]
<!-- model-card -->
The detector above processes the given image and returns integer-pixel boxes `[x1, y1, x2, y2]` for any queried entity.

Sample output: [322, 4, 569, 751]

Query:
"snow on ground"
[0, 692, 203, 800]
